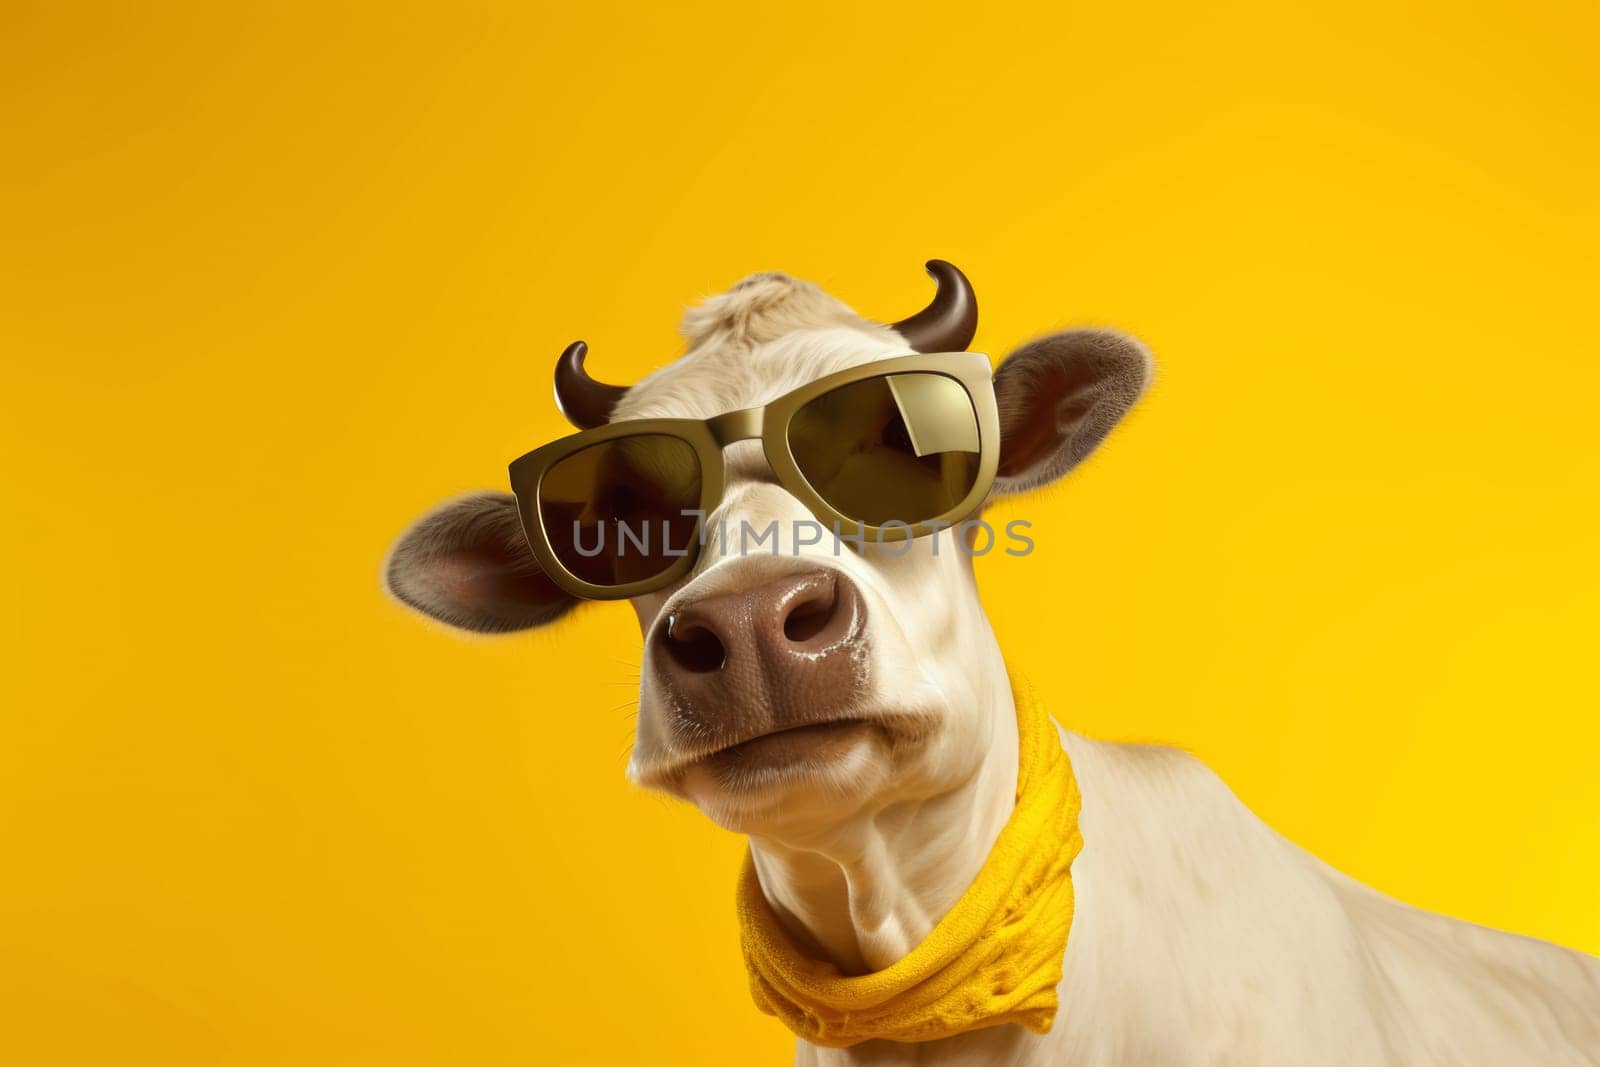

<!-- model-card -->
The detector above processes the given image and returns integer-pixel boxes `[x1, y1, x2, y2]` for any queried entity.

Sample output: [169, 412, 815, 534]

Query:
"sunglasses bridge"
[705, 406, 766, 447]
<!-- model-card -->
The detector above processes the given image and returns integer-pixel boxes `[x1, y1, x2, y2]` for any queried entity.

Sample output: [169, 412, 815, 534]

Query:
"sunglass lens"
[537, 435, 702, 587]
[787, 372, 981, 528]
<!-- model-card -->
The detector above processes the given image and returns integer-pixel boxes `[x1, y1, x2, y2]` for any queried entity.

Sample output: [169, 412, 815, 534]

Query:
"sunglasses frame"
[507, 351, 999, 601]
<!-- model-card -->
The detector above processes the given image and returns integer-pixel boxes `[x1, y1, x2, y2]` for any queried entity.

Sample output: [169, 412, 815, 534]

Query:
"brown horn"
[553, 340, 628, 429]
[889, 259, 978, 353]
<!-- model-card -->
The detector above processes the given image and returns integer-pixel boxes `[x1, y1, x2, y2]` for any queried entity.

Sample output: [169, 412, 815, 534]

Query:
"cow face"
[386, 267, 1151, 840]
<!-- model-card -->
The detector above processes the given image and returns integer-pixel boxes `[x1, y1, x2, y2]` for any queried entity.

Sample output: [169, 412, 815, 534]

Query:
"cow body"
[791, 727, 1600, 1066]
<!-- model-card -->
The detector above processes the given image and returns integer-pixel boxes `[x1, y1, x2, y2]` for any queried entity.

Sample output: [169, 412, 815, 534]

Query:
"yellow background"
[3, 2, 1597, 1063]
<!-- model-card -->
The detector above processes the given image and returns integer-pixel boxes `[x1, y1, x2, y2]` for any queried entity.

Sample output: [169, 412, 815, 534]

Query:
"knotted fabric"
[736, 681, 1083, 1047]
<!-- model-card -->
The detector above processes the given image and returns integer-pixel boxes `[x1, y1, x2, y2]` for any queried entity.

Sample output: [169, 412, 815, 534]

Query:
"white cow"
[386, 264, 1600, 1065]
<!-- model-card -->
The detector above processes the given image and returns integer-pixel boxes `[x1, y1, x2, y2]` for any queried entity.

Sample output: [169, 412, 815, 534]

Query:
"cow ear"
[991, 329, 1153, 496]
[384, 492, 576, 633]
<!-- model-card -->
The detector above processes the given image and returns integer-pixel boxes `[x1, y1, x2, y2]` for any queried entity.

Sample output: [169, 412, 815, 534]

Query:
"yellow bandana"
[736, 682, 1083, 1048]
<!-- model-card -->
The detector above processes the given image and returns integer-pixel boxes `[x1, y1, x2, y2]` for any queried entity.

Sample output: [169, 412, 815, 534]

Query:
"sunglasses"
[507, 352, 999, 600]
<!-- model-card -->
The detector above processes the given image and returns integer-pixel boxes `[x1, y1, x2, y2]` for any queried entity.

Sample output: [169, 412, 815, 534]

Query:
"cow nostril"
[782, 580, 839, 643]
[663, 613, 726, 673]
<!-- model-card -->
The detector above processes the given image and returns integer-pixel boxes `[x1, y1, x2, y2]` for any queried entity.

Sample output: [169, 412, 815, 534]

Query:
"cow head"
[386, 264, 1151, 843]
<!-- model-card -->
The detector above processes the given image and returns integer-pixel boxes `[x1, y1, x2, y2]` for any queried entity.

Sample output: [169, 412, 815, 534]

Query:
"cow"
[385, 263, 1600, 1065]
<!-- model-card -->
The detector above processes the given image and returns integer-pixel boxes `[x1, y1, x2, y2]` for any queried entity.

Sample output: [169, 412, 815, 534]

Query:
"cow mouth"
[635, 715, 894, 793]
[696, 717, 878, 772]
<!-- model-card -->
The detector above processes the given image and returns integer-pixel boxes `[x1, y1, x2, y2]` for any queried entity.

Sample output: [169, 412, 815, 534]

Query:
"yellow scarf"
[736, 682, 1083, 1048]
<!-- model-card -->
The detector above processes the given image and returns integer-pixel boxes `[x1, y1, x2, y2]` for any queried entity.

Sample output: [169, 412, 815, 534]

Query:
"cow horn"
[889, 259, 978, 353]
[553, 340, 628, 429]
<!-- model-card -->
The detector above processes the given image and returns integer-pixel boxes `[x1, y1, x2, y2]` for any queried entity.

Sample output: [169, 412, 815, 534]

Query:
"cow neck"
[736, 676, 1084, 1048]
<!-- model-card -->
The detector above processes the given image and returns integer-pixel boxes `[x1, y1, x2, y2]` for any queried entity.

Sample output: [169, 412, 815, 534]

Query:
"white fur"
[793, 729, 1600, 1066]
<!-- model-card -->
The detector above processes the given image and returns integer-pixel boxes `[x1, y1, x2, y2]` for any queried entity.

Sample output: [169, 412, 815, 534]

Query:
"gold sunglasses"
[507, 352, 999, 600]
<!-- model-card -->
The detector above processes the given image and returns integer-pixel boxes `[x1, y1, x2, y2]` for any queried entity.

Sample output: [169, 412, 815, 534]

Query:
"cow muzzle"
[640, 567, 880, 781]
